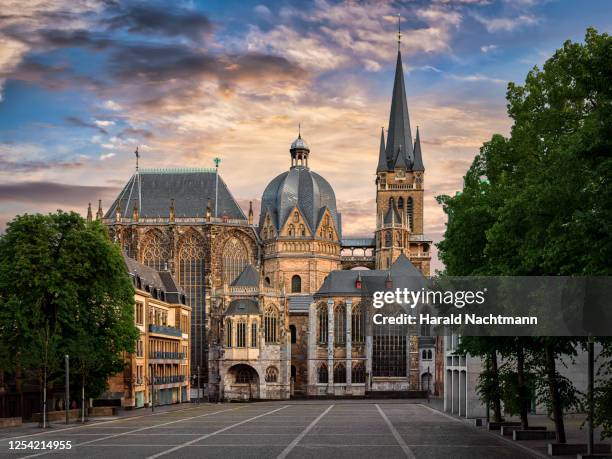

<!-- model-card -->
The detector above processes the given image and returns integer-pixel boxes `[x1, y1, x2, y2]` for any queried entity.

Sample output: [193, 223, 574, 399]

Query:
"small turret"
[96, 200, 103, 220]
[86, 203, 92, 223]
[132, 199, 139, 221]
[248, 201, 254, 225]
[169, 198, 175, 222]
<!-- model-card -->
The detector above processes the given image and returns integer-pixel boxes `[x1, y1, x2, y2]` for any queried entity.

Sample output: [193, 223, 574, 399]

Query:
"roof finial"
[298, 122, 301, 139]
[397, 13, 401, 51]
[134, 146, 140, 171]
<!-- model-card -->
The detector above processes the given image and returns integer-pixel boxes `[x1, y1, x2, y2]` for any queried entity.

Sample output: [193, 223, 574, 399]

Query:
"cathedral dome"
[290, 135, 309, 151]
[259, 165, 340, 237]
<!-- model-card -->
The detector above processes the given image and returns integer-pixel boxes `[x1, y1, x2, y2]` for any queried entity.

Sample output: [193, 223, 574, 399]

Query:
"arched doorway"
[225, 364, 260, 401]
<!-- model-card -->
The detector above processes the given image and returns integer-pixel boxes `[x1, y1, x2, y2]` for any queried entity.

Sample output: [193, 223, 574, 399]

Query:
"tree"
[0, 212, 138, 422]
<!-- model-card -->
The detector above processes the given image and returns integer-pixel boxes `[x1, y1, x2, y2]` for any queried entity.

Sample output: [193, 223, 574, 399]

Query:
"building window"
[264, 276, 271, 286]
[289, 325, 297, 344]
[420, 322, 431, 337]
[318, 364, 328, 384]
[299, 224, 305, 236]
[222, 237, 248, 285]
[352, 363, 366, 383]
[291, 275, 301, 293]
[236, 321, 246, 348]
[398, 197, 404, 210]
[142, 231, 169, 271]
[385, 231, 392, 247]
[373, 322, 407, 377]
[135, 302, 144, 325]
[236, 367, 253, 384]
[421, 349, 433, 360]
[317, 305, 328, 344]
[264, 307, 278, 343]
[334, 304, 346, 345]
[136, 339, 144, 357]
[388, 197, 395, 209]
[352, 304, 364, 343]
[265, 366, 278, 383]
[407, 197, 413, 230]
[251, 322, 258, 348]
[288, 224, 295, 236]
[225, 319, 233, 347]
[334, 363, 346, 384]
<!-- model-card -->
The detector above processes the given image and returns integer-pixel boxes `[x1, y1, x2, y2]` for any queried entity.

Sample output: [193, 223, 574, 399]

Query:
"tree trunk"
[490, 351, 503, 422]
[545, 344, 566, 443]
[517, 340, 529, 429]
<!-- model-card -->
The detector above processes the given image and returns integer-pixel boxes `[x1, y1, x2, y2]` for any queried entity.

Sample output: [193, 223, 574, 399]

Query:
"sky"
[0, 0, 610, 272]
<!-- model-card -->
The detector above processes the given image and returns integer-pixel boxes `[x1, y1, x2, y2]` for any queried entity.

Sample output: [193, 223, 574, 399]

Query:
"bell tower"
[374, 38, 429, 274]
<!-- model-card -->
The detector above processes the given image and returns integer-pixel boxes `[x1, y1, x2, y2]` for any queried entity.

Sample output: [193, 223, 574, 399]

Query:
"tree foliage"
[0, 211, 138, 401]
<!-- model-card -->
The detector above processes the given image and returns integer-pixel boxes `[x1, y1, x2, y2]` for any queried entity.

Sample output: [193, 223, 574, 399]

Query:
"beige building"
[104, 255, 191, 408]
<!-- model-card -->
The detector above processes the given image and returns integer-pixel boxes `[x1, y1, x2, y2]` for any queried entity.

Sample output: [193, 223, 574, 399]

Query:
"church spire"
[385, 45, 413, 170]
[413, 126, 425, 171]
[376, 127, 387, 172]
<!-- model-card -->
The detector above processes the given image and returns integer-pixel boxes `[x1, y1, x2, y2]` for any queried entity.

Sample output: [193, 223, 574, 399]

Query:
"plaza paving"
[0, 400, 541, 459]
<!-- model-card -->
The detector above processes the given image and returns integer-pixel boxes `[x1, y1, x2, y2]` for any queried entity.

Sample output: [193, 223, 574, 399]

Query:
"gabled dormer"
[279, 206, 312, 238]
[315, 207, 338, 242]
[260, 208, 277, 241]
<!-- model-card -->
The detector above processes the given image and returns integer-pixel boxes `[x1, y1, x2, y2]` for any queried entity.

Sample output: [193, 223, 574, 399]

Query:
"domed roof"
[290, 134, 309, 151]
[259, 166, 341, 237]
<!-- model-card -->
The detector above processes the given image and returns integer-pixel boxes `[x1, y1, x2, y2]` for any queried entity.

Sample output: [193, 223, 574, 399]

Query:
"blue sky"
[0, 0, 610, 271]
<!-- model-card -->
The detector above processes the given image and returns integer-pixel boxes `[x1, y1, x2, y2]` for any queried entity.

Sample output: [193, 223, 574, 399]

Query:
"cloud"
[105, 5, 213, 42]
[0, 148, 84, 173]
[480, 44, 498, 53]
[65, 116, 108, 134]
[99, 153, 115, 160]
[449, 73, 506, 84]
[0, 181, 118, 205]
[472, 13, 539, 32]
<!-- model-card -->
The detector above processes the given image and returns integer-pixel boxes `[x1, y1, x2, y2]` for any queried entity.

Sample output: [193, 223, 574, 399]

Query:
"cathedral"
[98, 44, 437, 400]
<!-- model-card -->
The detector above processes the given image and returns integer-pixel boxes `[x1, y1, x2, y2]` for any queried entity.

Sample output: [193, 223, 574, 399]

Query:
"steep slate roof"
[385, 50, 413, 170]
[105, 168, 246, 220]
[384, 202, 402, 225]
[231, 264, 259, 287]
[412, 126, 425, 171]
[225, 298, 260, 315]
[289, 295, 314, 312]
[123, 254, 185, 304]
[315, 254, 426, 297]
[376, 127, 387, 173]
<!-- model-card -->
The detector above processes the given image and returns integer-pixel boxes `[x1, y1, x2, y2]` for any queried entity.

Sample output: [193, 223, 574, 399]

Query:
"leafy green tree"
[0, 212, 138, 421]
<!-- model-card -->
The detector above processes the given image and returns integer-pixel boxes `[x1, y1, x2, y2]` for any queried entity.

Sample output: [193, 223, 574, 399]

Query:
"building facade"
[99, 42, 437, 400]
[103, 255, 191, 408]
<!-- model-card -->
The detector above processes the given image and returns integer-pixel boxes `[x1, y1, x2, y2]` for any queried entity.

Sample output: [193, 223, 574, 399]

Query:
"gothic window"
[334, 363, 346, 383]
[288, 224, 295, 236]
[373, 321, 407, 377]
[265, 366, 278, 383]
[142, 231, 169, 271]
[178, 232, 205, 369]
[236, 321, 246, 348]
[388, 197, 395, 209]
[264, 276, 271, 286]
[385, 231, 392, 247]
[293, 211, 299, 223]
[236, 367, 253, 384]
[264, 307, 278, 343]
[251, 322, 258, 347]
[328, 229, 333, 240]
[289, 324, 297, 344]
[352, 363, 366, 383]
[407, 197, 414, 230]
[222, 237, 248, 285]
[318, 363, 328, 384]
[317, 305, 328, 344]
[398, 197, 404, 210]
[420, 322, 431, 337]
[396, 231, 402, 246]
[299, 224, 306, 236]
[291, 275, 301, 293]
[225, 319, 233, 347]
[334, 304, 346, 345]
[352, 304, 364, 343]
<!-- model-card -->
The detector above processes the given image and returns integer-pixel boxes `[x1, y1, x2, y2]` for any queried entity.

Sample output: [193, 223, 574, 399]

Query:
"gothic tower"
[375, 47, 429, 274]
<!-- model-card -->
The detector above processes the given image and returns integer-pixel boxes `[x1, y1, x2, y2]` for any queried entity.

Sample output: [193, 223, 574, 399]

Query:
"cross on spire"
[397, 13, 401, 51]
[134, 146, 140, 171]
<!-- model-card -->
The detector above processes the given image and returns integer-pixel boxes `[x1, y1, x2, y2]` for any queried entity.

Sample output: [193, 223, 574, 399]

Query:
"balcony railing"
[152, 375, 186, 384]
[150, 351, 186, 360]
[148, 324, 182, 337]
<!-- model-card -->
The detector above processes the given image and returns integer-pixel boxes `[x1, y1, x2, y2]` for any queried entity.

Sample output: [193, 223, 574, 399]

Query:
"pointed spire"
[248, 201, 254, 225]
[386, 47, 413, 170]
[376, 127, 387, 172]
[86, 203, 92, 223]
[96, 200, 103, 220]
[169, 198, 175, 222]
[413, 125, 425, 171]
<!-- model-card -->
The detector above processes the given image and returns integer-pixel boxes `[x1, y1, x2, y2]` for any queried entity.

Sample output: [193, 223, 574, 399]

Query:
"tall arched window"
[225, 319, 233, 347]
[236, 321, 246, 348]
[398, 197, 404, 210]
[388, 197, 395, 209]
[251, 322, 258, 348]
[334, 304, 346, 345]
[142, 231, 170, 271]
[222, 237, 248, 284]
[291, 275, 301, 293]
[352, 363, 366, 383]
[288, 224, 295, 236]
[289, 324, 297, 344]
[178, 232, 205, 370]
[264, 307, 278, 343]
[334, 363, 346, 383]
[317, 305, 328, 344]
[407, 197, 413, 230]
[352, 304, 364, 343]
[265, 366, 278, 383]
[318, 363, 328, 384]
[385, 231, 392, 247]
